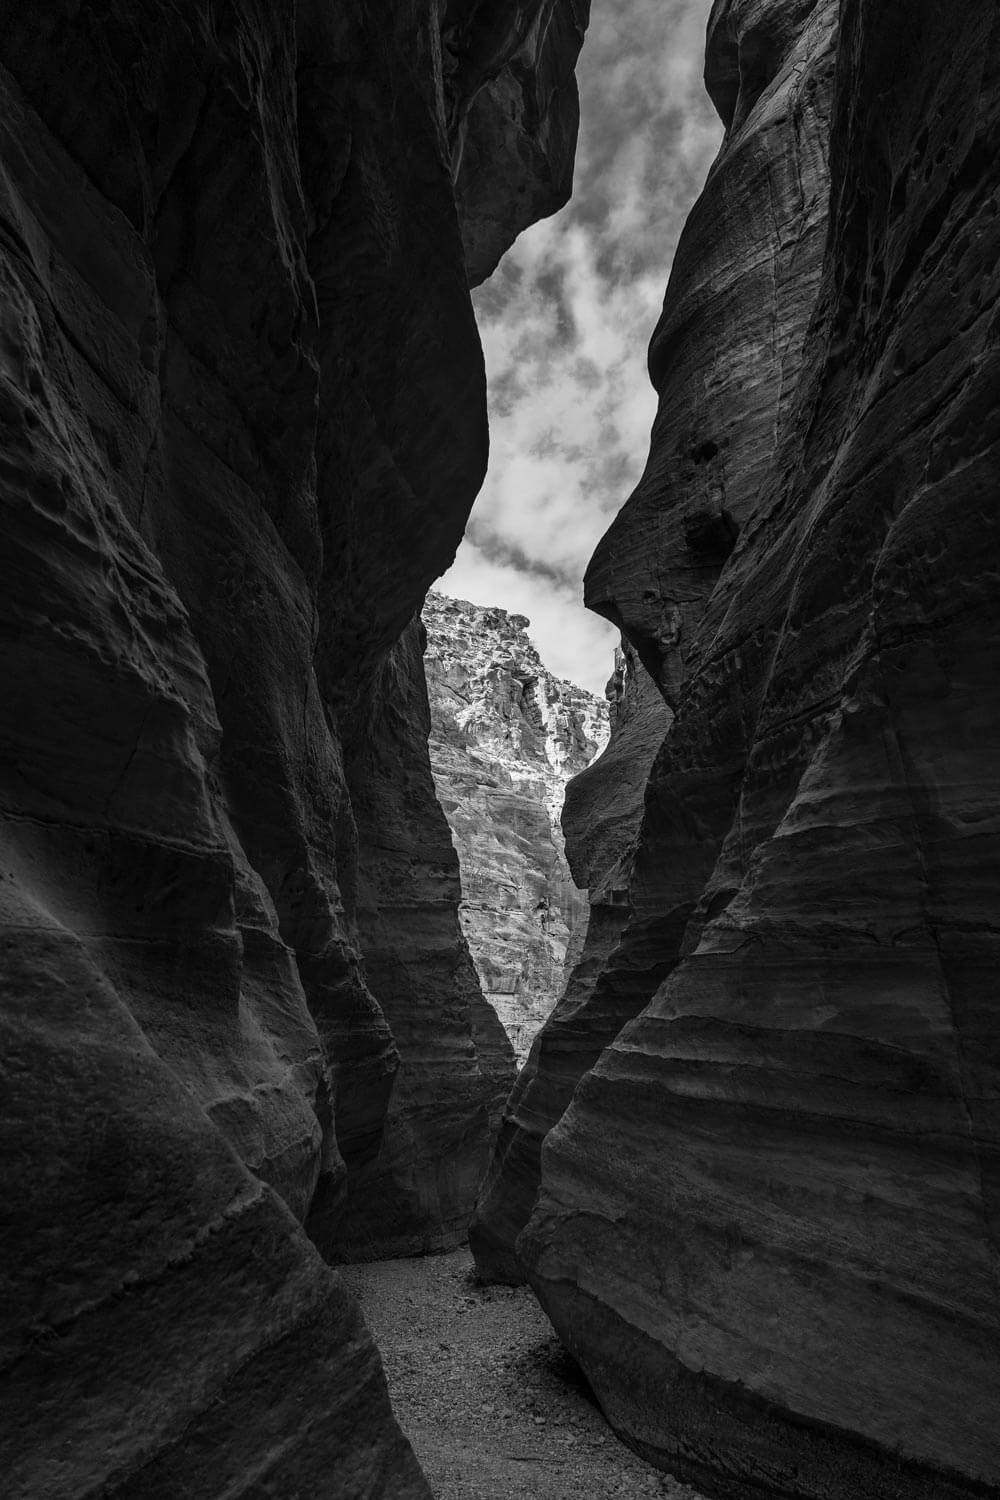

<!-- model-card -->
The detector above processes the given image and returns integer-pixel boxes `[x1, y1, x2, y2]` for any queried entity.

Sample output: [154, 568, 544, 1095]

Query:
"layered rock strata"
[0, 2, 587, 1494]
[423, 591, 608, 1062]
[500, 1, 1000, 1497]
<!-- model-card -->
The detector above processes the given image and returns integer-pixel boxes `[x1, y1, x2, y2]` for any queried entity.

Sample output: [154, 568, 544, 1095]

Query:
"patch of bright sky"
[437, 0, 723, 695]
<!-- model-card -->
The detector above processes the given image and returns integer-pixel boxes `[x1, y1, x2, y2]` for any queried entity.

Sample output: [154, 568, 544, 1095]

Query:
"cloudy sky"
[438, 0, 723, 695]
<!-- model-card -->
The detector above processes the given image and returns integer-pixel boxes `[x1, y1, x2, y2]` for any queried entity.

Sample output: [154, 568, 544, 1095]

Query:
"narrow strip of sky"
[439, 0, 723, 696]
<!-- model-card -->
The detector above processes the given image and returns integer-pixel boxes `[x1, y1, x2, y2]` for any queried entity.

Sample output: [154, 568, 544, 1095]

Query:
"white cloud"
[437, 0, 723, 696]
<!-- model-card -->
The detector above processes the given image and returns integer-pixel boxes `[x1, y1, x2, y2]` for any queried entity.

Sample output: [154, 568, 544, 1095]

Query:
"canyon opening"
[1, 3, 998, 1500]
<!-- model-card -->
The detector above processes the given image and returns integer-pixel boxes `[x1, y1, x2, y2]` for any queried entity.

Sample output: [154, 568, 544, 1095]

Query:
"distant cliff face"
[423, 593, 608, 1061]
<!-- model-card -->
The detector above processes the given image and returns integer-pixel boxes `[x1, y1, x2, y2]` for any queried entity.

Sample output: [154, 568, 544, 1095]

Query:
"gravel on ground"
[341, 1248, 710, 1500]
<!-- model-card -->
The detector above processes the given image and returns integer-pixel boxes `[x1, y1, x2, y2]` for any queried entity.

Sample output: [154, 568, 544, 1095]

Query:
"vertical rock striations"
[514, 1, 1000, 1497]
[0, 2, 588, 1493]
[423, 591, 608, 1062]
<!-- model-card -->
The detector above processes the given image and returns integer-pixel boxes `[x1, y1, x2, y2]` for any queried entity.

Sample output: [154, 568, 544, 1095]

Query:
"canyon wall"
[478, 1, 1000, 1497]
[0, 2, 588, 1494]
[423, 591, 608, 1062]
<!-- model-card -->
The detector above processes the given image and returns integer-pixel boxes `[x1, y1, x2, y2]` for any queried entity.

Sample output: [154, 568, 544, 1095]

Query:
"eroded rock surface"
[424, 592, 608, 1062]
[0, 2, 587, 1493]
[507, 1, 1000, 1496]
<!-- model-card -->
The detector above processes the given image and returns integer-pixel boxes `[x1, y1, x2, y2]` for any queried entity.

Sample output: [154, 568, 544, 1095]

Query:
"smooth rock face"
[0, 2, 585, 1493]
[470, 640, 670, 1280]
[516, 1, 1000, 1496]
[423, 591, 608, 1062]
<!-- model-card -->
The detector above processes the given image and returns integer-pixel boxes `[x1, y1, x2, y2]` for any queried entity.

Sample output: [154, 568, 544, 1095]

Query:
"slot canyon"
[1, 2, 998, 1499]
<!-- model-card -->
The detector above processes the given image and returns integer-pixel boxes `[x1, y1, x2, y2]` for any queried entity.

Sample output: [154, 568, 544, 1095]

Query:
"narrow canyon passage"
[342, 1250, 709, 1500]
[4, 0, 999, 1494]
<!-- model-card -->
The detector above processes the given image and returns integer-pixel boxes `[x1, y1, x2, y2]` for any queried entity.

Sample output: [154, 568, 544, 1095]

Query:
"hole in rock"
[689, 438, 719, 464]
[684, 507, 739, 564]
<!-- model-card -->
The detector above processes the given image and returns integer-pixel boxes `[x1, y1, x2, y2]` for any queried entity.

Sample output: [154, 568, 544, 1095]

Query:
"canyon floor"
[341, 1249, 709, 1500]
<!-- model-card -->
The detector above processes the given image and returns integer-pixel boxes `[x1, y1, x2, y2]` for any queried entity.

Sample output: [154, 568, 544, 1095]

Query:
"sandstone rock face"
[513, 2, 1000, 1497]
[0, 2, 586, 1493]
[423, 592, 608, 1063]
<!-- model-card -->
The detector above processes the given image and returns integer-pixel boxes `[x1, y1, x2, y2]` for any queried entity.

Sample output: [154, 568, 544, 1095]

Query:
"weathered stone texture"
[512, 1, 1000, 1496]
[0, 1, 586, 1493]
[424, 592, 608, 1063]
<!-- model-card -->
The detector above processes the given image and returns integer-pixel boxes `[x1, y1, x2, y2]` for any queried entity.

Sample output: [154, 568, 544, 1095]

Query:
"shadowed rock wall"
[489, 0, 1000, 1496]
[0, 1, 587, 1493]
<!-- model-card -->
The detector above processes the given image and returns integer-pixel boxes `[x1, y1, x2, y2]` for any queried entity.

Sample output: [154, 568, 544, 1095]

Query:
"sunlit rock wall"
[0, 1, 588, 1493]
[511, 1, 1000, 1496]
[424, 592, 608, 1063]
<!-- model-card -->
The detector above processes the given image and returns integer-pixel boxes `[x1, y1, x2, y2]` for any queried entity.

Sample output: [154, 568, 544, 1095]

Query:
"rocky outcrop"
[423, 592, 608, 1062]
[470, 638, 670, 1279]
[0, 2, 587, 1494]
[507, 2, 1000, 1497]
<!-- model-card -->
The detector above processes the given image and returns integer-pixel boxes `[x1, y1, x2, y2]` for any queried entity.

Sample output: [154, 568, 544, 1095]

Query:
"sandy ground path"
[342, 1248, 709, 1500]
